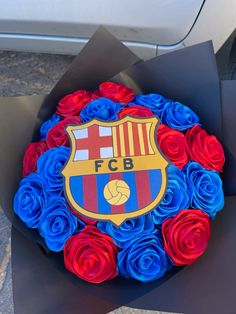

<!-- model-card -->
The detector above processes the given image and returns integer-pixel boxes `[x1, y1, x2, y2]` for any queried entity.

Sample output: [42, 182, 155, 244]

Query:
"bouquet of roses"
[1, 27, 234, 314]
[14, 79, 224, 283]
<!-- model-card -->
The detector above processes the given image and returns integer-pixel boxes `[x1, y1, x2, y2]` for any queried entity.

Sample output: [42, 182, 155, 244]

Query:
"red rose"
[75, 213, 97, 225]
[64, 226, 118, 283]
[56, 90, 92, 118]
[99, 82, 134, 104]
[162, 209, 211, 266]
[91, 90, 101, 100]
[186, 125, 225, 172]
[67, 203, 97, 225]
[23, 141, 47, 177]
[118, 105, 154, 118]
[157, 124, 189, 170]
[46, 116, 82, 149]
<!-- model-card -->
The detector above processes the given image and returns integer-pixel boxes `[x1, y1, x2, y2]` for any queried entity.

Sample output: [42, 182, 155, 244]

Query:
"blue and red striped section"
[69, 169, 162, 215]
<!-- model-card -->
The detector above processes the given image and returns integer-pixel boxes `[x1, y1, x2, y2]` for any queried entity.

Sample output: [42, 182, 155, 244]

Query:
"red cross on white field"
[75, 125, 113, 160]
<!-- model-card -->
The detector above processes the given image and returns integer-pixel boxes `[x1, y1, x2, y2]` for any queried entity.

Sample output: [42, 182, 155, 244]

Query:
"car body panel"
[158, 0, 236, 55]
[0, 33, 157, 60]
[0, 0, 235, 60]
[0, 0, 203, 45]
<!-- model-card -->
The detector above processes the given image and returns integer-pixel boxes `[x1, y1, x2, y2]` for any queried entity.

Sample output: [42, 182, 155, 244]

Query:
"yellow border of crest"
[62, 116, 169, 226]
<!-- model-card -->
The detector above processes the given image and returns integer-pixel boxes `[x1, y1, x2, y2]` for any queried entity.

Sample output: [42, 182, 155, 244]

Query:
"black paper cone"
[221, 80, 236, 195]
[0, 95, 46, 247]
[39, 26, 141, 121]
[113, 41, 222, 139]
[12, 196, 236, 314]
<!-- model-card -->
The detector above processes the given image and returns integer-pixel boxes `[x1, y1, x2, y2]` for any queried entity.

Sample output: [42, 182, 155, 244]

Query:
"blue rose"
[150, 165, 190, 225]
[134, 93, 170, 119]
[118, 231, 173, 282]
[40, 114, 61, 139]
[14, 173, 47, 228]
[80, 97, 124, 122]
[162, 101, 200, 131]
[37, 146, 69, 195]
[97, 215, 154, 248]
[39, 196, 83, 252]
[184, 162, 224, 219]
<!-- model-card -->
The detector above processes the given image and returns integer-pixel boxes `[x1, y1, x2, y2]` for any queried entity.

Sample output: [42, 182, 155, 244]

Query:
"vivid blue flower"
[14, 173, 47, 228]
[184, 162, 224, 219]
[80, 97, 124, 122]
[118, 230, 173, 282]
[150, 165, 190, 225]
[97, 215, 154, 248]
[37, 146, 69, 195]
[134, 93, 170, 119]
[39, 196, 81, 252]
[40, 114, 61, 139]
[162, 101, 200, 131]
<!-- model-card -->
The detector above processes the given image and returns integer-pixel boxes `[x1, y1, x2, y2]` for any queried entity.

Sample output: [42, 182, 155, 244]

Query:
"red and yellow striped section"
[112, 122, 154, 157]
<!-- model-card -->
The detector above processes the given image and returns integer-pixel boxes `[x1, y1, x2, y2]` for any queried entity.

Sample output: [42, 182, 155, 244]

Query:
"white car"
[0, 0, 235, 76]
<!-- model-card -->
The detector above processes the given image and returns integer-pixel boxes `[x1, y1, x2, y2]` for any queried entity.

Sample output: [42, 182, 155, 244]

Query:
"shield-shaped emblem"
[62, 116, 169, 226]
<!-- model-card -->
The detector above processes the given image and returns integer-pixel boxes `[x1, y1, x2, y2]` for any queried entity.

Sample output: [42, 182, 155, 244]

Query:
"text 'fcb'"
[95, 158, 134, 172]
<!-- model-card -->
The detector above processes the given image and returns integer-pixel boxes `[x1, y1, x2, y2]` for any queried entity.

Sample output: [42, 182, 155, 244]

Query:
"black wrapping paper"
[12, 196, 236, 314]
[39, 26, 141, 122]
[113, 41, 222, 140]
[221, 80, 236, 195]
[0, 27, 235, 313]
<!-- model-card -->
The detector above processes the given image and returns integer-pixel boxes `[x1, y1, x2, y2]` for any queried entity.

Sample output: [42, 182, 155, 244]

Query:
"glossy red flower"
[118, 105, 153, 118]
[23, 141, 47, 177]
[46, 116, 82, 149]
[64, 226, 118, 283]
[91, 90, 101, 100]
[162, 209, 211, 266]
[67, 203, 97, 225]
[186, 125, 225, 172]
[157, 124, 189, 170]
[99, 82, 134, 104]
[56, 90, 92, 118]
[74, 213, 97, 225]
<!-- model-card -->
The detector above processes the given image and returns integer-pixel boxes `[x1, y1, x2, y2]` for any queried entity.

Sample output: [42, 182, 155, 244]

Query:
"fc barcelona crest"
[62, 116, 169, 226]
